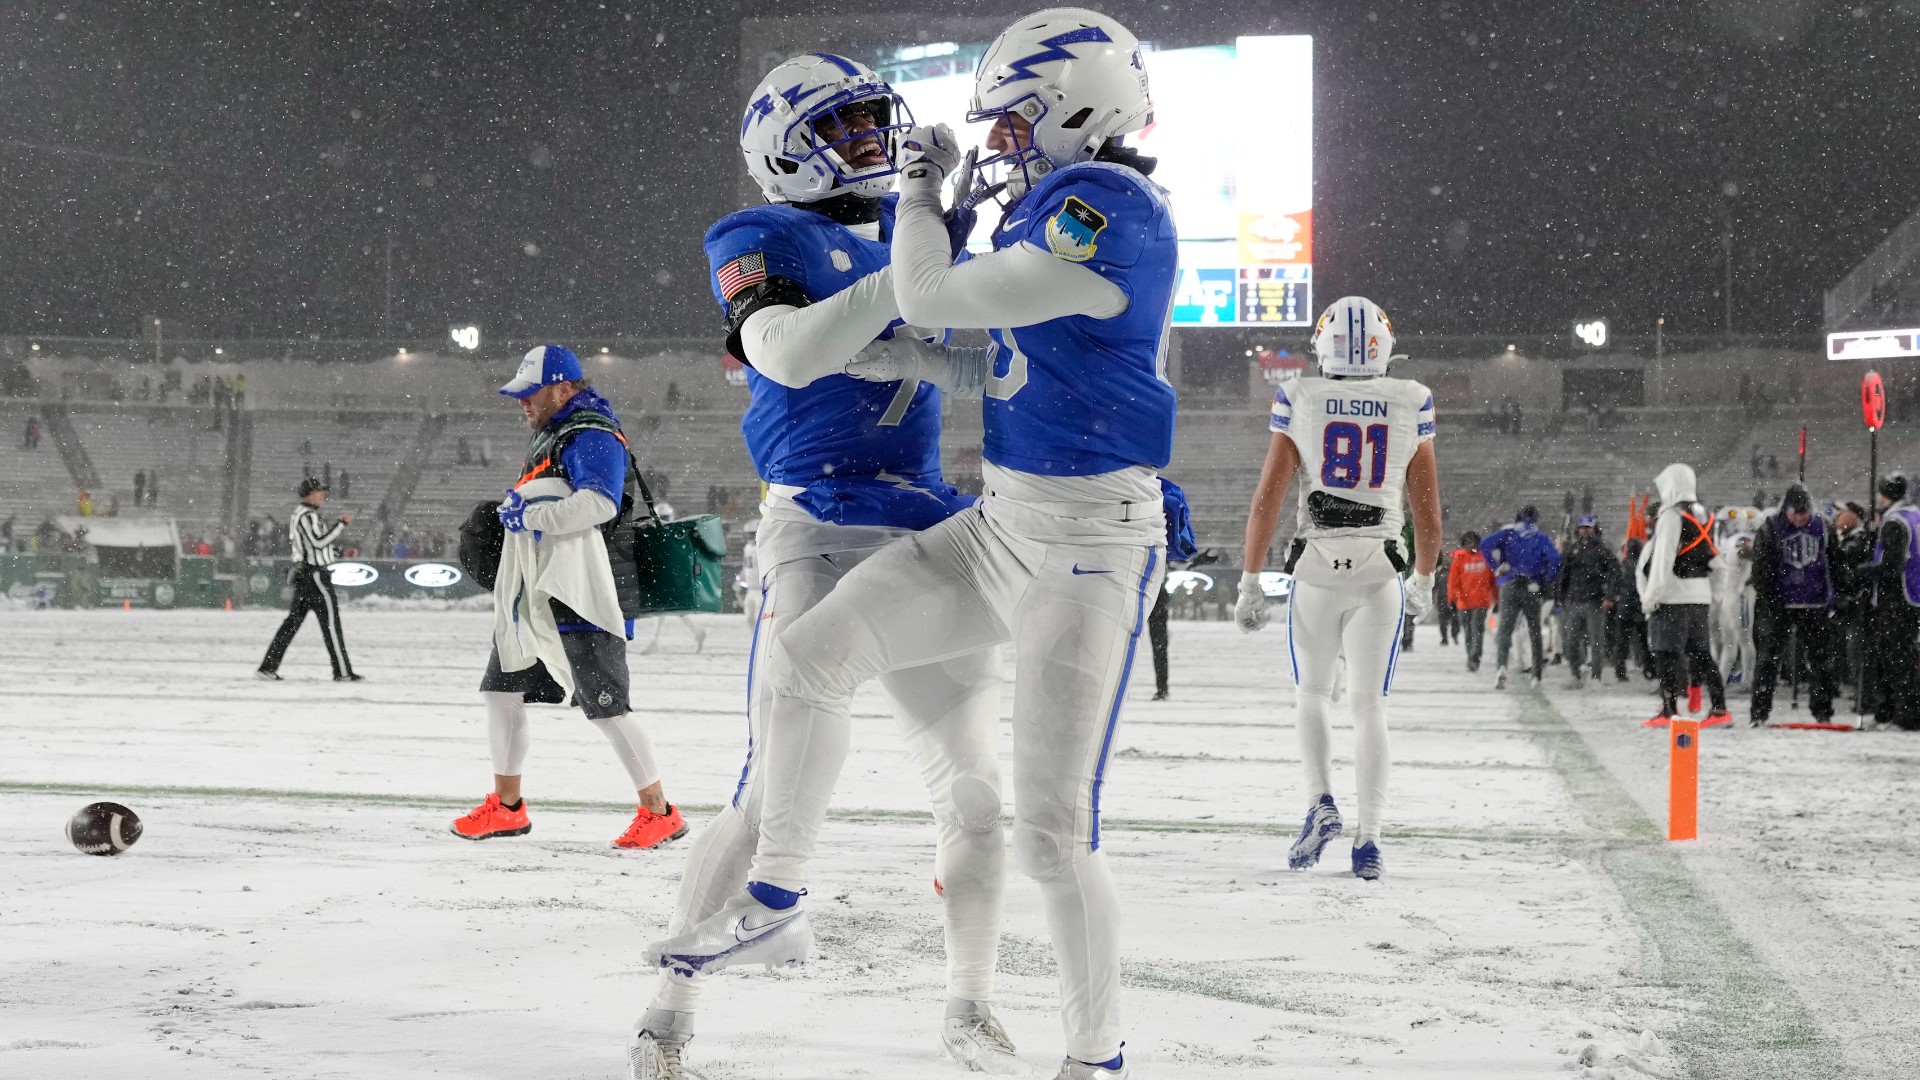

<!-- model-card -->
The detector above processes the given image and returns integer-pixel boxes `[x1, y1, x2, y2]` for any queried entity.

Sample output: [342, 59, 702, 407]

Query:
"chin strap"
[803, 190, 882, 226]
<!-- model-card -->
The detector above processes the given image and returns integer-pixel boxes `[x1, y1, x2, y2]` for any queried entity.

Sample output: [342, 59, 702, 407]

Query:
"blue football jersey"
[704, 197, 969, 530]
[981, 162, 1179, 476]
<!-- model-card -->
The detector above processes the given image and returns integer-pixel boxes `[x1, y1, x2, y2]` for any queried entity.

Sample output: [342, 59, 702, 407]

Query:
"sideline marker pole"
[1669, 718, 1700, 841]
[122, 599, 131, 612]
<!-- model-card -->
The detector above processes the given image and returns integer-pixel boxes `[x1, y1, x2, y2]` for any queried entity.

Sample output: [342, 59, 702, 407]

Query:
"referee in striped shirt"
[257, 477, 362, 681]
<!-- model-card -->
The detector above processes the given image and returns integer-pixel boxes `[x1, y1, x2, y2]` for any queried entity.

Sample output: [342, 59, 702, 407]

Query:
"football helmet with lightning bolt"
[964, 8, 1152, 203]
[739, 53, 916, 204]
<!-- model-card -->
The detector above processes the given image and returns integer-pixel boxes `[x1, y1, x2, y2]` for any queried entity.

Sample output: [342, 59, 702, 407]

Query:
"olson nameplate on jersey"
[1326, 399, 1391, 417]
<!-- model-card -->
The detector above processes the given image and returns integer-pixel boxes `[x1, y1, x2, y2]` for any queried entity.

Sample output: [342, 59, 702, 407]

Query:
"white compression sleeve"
[591, 712, 661, 792]
[737, 267, 901, 388]
[485, 691, 530, 776]
[520, 488, 617, 538]
[891, 183, 1126, 329]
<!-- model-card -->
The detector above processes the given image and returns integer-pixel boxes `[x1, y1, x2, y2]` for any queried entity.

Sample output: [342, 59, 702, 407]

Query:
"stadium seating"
[245, 408, 427, 534]
[0, 402, 77, 528]
[9, 349, 1910, 569]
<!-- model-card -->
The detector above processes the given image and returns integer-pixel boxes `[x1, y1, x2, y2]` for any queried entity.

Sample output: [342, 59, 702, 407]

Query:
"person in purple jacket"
[1480, 506, 1563, 689]
[1745, 483, 1839, 726]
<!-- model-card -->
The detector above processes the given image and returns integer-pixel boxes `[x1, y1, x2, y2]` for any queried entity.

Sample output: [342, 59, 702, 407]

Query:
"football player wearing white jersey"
[644, 11, 1176, 1077]
[1235, 296, 1443, 881]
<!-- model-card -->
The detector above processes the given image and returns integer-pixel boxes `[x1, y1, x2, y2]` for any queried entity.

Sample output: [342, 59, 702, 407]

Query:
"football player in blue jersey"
[627, 53, 1016, 1078]
[645, 11, 1176, 1078]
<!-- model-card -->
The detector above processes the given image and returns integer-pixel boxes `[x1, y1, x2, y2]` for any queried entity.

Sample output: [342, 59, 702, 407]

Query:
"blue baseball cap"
[498, 344, 583, 399]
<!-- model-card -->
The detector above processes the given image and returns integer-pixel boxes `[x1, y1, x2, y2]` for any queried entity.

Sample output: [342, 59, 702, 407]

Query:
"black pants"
[1649, 604, 1725, 715]
[1751, 606, 1838, 722]
[1437, 600, 1457, 644]
[1610, 613, 1650, 678]
[260, 565, 354, 678]
[1495, 584, 1544, 677]
[1459, 606, 1487, 669]
[1147, 588, 1170, 696]
[1564, 601, 1607, 677]
[1869, 602, 1920, 729]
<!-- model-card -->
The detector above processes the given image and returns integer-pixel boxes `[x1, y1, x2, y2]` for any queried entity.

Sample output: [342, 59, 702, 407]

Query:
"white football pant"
[650, 511, 1005, 1014]
[1286, 560, 1404, 846]
[749, 499, 1164, 1064]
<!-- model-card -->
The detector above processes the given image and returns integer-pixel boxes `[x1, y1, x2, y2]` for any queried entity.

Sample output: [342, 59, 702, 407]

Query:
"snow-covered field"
[1, 609, 1912, 1079]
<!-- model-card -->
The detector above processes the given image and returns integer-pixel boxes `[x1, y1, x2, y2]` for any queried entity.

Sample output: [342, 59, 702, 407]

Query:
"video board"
[884, 35, 1314, 327]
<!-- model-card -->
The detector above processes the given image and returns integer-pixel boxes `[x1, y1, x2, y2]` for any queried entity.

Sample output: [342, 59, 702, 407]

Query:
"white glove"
[898, 123, 961, 189]
[1404, 573, 1435, 621]
[844, 336, 988, 396]
[1235, 572, 1271, 634]
[1495, 562, 1513, 579]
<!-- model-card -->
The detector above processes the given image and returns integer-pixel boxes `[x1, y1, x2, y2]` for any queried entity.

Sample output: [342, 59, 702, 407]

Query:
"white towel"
[491, 476, 625, 701]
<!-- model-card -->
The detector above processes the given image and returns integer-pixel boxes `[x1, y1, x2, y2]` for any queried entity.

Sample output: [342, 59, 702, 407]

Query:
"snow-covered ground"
[0, 609, 1910, 1079]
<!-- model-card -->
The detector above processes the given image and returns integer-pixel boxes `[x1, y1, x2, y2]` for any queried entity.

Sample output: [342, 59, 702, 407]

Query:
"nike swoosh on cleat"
[1071, 565, 1113, 575]
[734, 911, 800, 943]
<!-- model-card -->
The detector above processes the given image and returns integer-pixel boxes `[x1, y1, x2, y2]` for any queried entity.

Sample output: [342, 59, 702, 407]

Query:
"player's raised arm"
[888, 123, 1127, 330]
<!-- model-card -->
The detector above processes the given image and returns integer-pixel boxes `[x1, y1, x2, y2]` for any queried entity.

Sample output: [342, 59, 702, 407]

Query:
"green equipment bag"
[625, 471, 728, 615]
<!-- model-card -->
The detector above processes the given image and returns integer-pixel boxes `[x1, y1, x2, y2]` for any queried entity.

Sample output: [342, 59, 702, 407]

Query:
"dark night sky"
[1, 0, 1916, 340]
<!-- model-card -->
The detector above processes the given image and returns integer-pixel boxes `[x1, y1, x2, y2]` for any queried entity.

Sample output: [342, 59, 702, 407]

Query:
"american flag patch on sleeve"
[716, 252, 767, 299]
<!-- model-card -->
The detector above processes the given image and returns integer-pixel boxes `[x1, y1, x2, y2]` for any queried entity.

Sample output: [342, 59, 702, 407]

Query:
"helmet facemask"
[779, 85, 914, 200]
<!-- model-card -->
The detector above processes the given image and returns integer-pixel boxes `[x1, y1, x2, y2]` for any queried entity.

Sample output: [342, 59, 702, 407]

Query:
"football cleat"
[942, 1002, 1019, 1074]
[1351, 840, 1384, 881]
[1288, 794, 1344, 870]
[614, 804, 689, 850]
[644, 891, 813, 978]
[1641, 715, 1672, 728]
[1702, 711, 1734, 728]
[628, 1009, 692, 1080]
[1494, 667, 1508, 690]
[255, 668, 282, 681]
[451, 793, 531, 840]
[334, 673, 365, 682]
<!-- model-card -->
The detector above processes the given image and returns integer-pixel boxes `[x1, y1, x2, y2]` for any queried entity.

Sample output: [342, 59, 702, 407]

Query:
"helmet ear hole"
[769, 156, 799, 175]
[1060, 107, 1094, 130]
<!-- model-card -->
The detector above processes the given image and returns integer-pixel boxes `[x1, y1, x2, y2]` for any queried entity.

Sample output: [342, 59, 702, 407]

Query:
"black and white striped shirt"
[290, 504, 346, 566]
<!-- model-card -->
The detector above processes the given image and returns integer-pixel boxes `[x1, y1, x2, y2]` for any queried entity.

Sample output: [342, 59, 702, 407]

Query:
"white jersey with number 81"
[1270, 374, 1436, 542]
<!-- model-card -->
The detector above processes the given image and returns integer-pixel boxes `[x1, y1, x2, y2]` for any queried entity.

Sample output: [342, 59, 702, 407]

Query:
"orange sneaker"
[451, 793, 531, 840]
[613, 804, 688, 849]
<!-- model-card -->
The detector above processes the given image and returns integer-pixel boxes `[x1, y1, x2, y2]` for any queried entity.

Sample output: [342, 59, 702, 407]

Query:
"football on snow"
[67, 801, 143, 856]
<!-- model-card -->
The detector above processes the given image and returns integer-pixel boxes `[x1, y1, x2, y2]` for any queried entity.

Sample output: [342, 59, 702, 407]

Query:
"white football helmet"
[1310, 296, 1397, 378]
[739, 53, 915, 204]
[965, 8, 1152, 201]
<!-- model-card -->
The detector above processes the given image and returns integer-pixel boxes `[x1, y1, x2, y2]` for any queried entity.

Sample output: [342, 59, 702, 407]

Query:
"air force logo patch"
[1044, 195, 1107, 263]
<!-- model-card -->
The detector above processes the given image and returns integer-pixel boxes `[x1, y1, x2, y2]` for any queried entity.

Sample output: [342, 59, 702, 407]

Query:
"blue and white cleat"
[642, 891, 813, 978]
[1288, 794, 1344, 870]
[1351, 840, 1384, 881]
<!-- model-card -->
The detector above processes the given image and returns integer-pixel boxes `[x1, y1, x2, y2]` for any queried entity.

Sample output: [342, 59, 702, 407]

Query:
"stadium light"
[449, 325, 481, 351]
[29, 343, 38, 351]
[214, 347, 224, 356]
